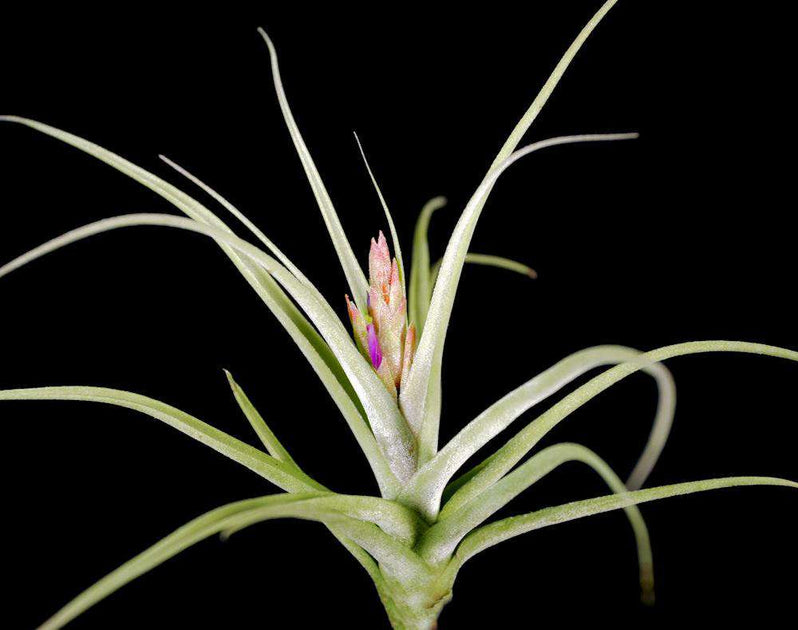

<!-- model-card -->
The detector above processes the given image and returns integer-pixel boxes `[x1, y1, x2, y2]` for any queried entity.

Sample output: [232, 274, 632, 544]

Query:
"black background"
[1, 2, 796, 628]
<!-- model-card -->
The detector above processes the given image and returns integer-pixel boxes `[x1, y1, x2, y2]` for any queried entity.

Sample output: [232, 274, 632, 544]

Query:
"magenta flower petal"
[367, 323, 383, 369]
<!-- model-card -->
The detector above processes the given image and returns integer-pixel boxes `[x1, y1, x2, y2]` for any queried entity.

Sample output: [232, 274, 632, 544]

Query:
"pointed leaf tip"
[223, 369, 236, 386]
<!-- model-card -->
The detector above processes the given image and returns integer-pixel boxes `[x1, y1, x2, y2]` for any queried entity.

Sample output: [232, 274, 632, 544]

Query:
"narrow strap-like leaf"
[444, 341, 798, 518]
[430, 253, 537, 288]
[353, 132, 406, 291]
[220, 493, 424, 546]
[408, 196, 447, 331]
[485, 0, 619, 174]
[230, 262, 399, 495]
[419, 443, 654, 602]
[225, 370, 299, 467]
[453, 475, 797, 568]
[404, 344, 673, 520]
[0, 116, 234, 231]
[36, 492, 426, 630]
[0, 116, 401, 494]
[158, 154, 312, 285]
[401, 134, 637, 466]
[402, 0, 624, 464]
[0, 213, 418, 483]
[0, 386, 323, 493]
[257, 30, 370, 311]
[36, 495, 297, 630]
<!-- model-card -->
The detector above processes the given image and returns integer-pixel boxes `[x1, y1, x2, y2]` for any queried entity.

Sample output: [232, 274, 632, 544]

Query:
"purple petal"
[367, 323, 382, 369]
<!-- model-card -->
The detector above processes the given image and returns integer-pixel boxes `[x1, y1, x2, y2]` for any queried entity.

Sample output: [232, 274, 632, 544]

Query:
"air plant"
[1, 1, 796, 628]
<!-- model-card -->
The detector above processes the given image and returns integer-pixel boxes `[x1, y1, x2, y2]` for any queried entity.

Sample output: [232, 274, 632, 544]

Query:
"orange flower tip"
[345, 294, 361, 321]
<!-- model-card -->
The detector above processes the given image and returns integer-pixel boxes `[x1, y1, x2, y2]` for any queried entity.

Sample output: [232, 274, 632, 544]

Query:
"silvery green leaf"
[444, 341, 798, 518]
[0, 212, 417, 483]
[354, 132, 406, 291]
[36, 492, 425, 630]
[401, 134, 637, 469]
[454, 476, 798, 567]
[430, 253, 537, 288]
[405, 346, 672, 521]
[409, 196, 447, 332]
[0, 386, 321, 492]
[225, 370, 300, 467]
[258, 30, 370, 311]
[0, 115, 401, 496]
[419, 443, 654, 602]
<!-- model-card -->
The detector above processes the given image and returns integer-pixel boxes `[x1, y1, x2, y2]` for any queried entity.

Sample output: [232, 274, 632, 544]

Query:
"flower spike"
[348, 233, 415, 397]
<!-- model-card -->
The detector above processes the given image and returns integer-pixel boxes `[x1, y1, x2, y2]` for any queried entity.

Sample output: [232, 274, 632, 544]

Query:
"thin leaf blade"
[257, 30, 370, 311]
[402, 134, 637, 467]
[420, 443, 654, 602]
[0, 213, 417, 483]
[36, 492, 426, 630]
[0, 116, 401, 493]
[444, 341, 798, 518]
[0, 386, 321, 493]
[454, 476, 798, 567]
[353, 132, 406, 290]
[430, 253, 537, 289]
[408, 196, 447, 332]
[225, 370, 299, 467]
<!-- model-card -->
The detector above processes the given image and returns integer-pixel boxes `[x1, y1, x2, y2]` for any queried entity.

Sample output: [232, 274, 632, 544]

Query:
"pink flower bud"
[367, 323, 383, 369]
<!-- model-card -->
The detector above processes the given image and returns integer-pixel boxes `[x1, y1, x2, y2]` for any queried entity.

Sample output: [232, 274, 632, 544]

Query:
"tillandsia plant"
[1, 1, 796, 628]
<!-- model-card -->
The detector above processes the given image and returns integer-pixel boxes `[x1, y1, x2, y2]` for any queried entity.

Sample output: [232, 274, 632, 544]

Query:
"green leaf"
[225, 370, 299, 467]
[158, 154, 312, 285]
[0, 116, 234, 230]
[401, 134, 637, 472]
[220, 493, 424, 546]
[408, 196, 447, 332]
[36, 492, 426, 630]
[430, 253, 538, 288]
[454, 476, 798, 568]
[0, 212, 417, 484]
[0, 115, 400, 495]
[444, 341, 798, 518]
[484, 0, 619, 175]
[353, 132, 406, 291]
[257, 30, 370, 312]
[0, 386, 322, 493]
[36, 495, 294, 630]
[419, 443, 654, 602]
[400, 0, 624, 469]
[409, 0, 619, 330]
[404, 344, 674, 520]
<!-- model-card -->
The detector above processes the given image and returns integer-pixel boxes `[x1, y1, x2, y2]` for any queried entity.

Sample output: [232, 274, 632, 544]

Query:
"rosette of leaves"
[1, 2, 795, 628]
